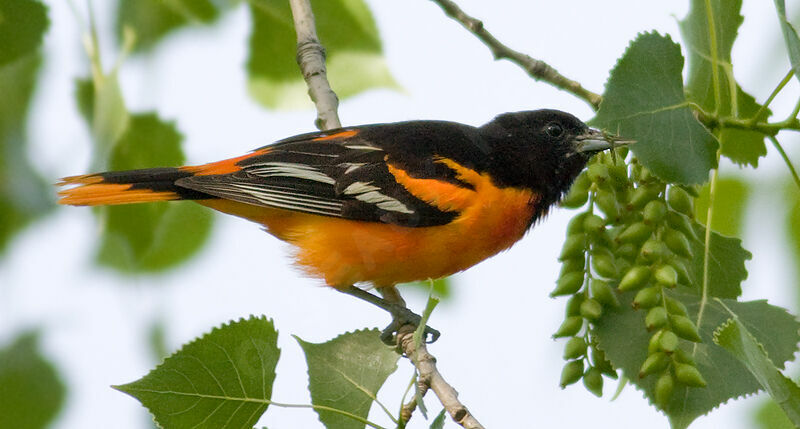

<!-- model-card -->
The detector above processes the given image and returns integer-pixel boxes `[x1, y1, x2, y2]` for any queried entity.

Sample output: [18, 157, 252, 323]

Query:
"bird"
[58, 109, 629, 343]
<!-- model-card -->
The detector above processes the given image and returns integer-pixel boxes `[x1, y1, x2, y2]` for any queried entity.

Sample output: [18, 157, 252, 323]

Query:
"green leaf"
[754, 398, 795, 429]
[595, 293, 800, 429]
[148, 318, 170, 362]
[0, 0, 49, 66]
[430, 408, 447, 429]
[686, 220, 751, 299]
[592, 32, 718, 185]
[0, 53, 52, 254]
[716, 95, 767, 166]
[95, 113, 213, 273]
[75, 73, 128, 165]
[694, 176, 751, 237]
[773, 0, 800, 84]
[74, 77, 95, 124]
[413, 294, 440, 348]
[89, 72, 130, 159]
[109, 113, 185, 170]
[786, 184, 800, 310]
[115, 0, 222, 53]
[0, 0, 52, 254]
[77, 62, 213, 274]
[297, 329, 400, 429]
[246, 0, 397, 109]
[115, 316, 280, 429]
[714, 317, 800, 426]
[0, 332, 66, 429]
[404, 277, 452, 300]
[679, 0, 767, 166]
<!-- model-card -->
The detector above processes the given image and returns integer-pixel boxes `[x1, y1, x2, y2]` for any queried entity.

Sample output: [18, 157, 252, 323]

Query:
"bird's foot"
[380, 304, 440, 345]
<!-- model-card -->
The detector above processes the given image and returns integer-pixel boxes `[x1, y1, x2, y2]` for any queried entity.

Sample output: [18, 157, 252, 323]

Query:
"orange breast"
[200, 160, 538, 289]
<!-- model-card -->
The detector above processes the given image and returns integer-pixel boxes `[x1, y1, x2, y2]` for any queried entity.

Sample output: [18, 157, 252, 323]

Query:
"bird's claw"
[379, 305, 440, 346]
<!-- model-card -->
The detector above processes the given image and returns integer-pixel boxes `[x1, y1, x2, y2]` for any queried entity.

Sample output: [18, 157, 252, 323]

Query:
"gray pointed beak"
[574, 128, 635, 153]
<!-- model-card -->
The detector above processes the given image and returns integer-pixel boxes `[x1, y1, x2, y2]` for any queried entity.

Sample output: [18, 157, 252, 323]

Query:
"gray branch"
[397, 325, 485, 429]
[288, 0, 342, 130]
[429, 0, 603, 110]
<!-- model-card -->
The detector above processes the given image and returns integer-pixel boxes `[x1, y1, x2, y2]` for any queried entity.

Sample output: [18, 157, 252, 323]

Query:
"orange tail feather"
[57, 168, 204, 206]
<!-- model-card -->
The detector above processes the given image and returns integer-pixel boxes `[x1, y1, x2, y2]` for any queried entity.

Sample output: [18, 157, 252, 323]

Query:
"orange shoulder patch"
[181, 148, 271, 176]
[386, 162, 476, 212]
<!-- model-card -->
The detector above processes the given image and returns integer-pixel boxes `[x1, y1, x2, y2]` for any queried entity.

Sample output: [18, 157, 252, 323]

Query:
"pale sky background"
[1, 1, 798, 428]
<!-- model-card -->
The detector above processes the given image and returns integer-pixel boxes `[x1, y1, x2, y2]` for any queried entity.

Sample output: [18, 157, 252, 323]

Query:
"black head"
[479, 109, 622, 207]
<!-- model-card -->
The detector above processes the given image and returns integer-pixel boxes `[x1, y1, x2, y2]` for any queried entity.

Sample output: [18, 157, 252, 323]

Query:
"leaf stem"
[398, 372, 418, 427]
[71, 0, 103, 86]
[768, 135, 800, 191]
[723, 64, 739, 117]
[266, 400, 389, 429]
[366, 383, 399, 424]
[412, 290, 439, 348]
[117, 389, 389, 429]
[709, 116, 800, 135]
[427, 0, 602, 110]
[692, 70, 800, 135]
[695, 151, 721, 332]
[752, 69, 795, 123]
[704, 0, 722, 115]
[789, 99, 800, 127]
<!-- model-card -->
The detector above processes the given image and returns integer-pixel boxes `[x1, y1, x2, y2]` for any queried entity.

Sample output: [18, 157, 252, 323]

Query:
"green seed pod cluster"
[654, 371, 675, 409]
[561, 171, 591, 208]
[637, 292, 705, 408]
[553, 153, 707, 402]
[552, 152, 634, 394]
[583, 367, 604, 397]
[558, 335, 617, 394]
[560, 359, 584, 388]
[667, 186, 694, 217]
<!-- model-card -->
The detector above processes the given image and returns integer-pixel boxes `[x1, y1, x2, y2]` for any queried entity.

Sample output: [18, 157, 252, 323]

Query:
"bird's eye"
[545, 122, 564, 138]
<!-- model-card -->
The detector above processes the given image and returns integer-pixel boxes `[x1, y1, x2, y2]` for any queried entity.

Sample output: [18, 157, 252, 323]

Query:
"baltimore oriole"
[58, 109, 628, 342]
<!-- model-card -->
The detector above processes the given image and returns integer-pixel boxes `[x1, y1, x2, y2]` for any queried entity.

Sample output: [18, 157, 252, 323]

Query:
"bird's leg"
[342, 285, 440, 345]
[378, 285, 406, 306]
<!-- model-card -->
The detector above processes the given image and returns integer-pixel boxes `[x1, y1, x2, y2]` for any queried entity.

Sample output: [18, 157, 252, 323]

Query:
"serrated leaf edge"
[592, 302, 797, 425]
[112, 315, 277, 428]
[292, 327, 384, 347]
[712, 299, 800, 369]
[294, 328, 398, 429]
[597, 31, 679, 110]
[112, 314, 277, 393]
[592, 339, 761, 424]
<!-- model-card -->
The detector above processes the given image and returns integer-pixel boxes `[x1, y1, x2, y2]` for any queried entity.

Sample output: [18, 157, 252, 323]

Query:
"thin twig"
[398, 372, 419, 426]
[428, 0, 602, 110]
[716, 116, 800, 135]
[768, 135, 800, 191]
[288, 0, 341, 130]
[751, 69, 794, 123]
[401, 396, 421, 424]
[787, 94, 800, 125]
[286, 7, 477, 426]
[396, 325, 485, 429]
[400, 371, 429, 424]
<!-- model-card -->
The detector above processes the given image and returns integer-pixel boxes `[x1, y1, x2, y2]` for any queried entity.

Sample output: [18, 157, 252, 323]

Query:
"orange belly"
[200, 165, 538, 289]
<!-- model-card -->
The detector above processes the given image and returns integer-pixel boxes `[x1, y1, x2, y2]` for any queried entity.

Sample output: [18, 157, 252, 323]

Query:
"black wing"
[176, 121, 491, 227]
